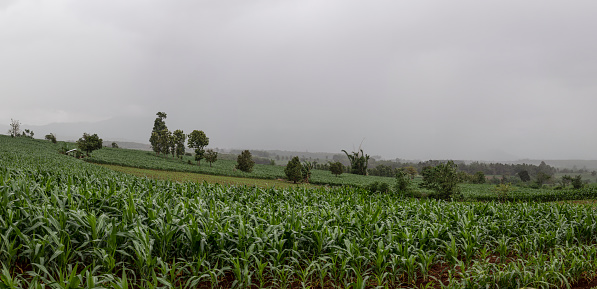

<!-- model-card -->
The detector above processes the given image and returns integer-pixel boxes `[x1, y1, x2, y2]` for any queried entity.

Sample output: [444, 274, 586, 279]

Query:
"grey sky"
[2, 0, 597, 160]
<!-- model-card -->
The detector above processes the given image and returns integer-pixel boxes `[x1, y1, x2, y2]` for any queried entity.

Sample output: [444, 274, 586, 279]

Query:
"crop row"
[2, 136, 597, 288]
[2, 166, 597, 288]
[86, 146, 396, 187]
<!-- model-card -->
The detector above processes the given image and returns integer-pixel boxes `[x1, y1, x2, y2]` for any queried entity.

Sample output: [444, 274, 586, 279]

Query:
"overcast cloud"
[2, 0, 597, 160]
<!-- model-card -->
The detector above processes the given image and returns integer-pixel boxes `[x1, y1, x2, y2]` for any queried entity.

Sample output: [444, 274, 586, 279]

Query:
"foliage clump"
[367, 181, 390, 193]
[394, 169, 413, 196]
[149, 112, 169, 155]
[329, 161, 344, 177]
[77, 133, 103, 156]
[301, 161, 314, 183]
[285, 157, 303, 183]
[342, 149, 369, 175]
[472, 171, 486, 184]
[204, 149, 218, 167]
[420, 161, 462, 200]
[45, 133, 57, 143]
[562, 175, 584, 189]
[236, 150, 255, 172]
[188, 130, 209, 165]
[493, 183, 512, 202]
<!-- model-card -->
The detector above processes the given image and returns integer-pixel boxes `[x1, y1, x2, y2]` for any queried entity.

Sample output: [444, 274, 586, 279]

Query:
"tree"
[518, 170, 531, 182]
[45, 133, 57, 143]
[172, 129, 186, 159]
[535, 172, 551, 187]
[236, 150, 255, 172]
[420, 161, 461, 200]
[472, 171, 486, 184]
[111, 142, 119, 148]
[302, 161, 314, 183]
[8, 119, 20, 137]
[285, 157, 303, 183]
[205, 149, 218, 167]
[394, 169, 412, 196]
[571, 175, 584, 189]
[23, 129, 34, 138]
[149, 112, 168, 155]
[77, 133, 103, 156]
[188, 130, 209, 165]
[329, 161, 344, 177]
[342, 149, 370, 175]
[162, 130, 173, 157]
[404, 166, 418, 179]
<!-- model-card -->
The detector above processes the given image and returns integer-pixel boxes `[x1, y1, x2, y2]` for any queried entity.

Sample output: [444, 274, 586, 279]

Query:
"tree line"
[369, 160, 557, 179]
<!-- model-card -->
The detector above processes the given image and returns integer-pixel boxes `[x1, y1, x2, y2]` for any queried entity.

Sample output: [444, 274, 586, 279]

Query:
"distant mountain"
[106, 141, 152, 151]
[16, 116, 152, 144]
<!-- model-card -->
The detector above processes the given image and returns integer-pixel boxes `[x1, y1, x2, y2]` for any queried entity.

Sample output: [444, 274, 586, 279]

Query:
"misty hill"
[10, 116, 152, 144]
[107, 141, 152, 151]
[503, 160, 597, 171]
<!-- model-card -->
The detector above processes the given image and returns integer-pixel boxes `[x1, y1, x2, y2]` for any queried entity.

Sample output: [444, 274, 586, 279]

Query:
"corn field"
[2, 136, 597, 288]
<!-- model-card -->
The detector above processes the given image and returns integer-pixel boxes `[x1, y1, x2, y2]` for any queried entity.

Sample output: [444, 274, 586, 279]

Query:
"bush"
[235, 150, 255, 173]
[472, 171, 486, 184]
[420, 161, 462, 200]
[394, 169, 412, 196]
[493, 183, 512, 202]
[76, 133, 103, 156]
[285, 157, 303, 183]
[45, 133, 57, 143]
[329, 161, 344, 177]
[367, 182, 390, 194]
[571, 175, 584, 189]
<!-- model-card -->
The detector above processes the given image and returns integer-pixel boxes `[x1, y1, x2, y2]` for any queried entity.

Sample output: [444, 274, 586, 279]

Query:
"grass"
[98, 163, 318, 188]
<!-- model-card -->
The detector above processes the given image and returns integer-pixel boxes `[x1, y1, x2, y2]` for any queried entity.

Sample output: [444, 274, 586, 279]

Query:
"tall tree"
[8, 119, 20, 137]
[77, 133, 103, 156]
[172, 129, 186, 159]
[188, 130, 209, 165]
[149, 112, 168, 155]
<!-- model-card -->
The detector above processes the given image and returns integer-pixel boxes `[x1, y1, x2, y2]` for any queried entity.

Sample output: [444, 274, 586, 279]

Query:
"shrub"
[329, 162, 344, 177]
[493, 183, 512, 202]
[285, 157, 303, 183]
[420, 161, 462, 200]
[367, 182, 390, 193]
[394, 169, 412, 196]
[571, 175, 584, 189]
[45, 133, 57, 143]
[77, 133, 103, 156]
[236, 150, 255, 173]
